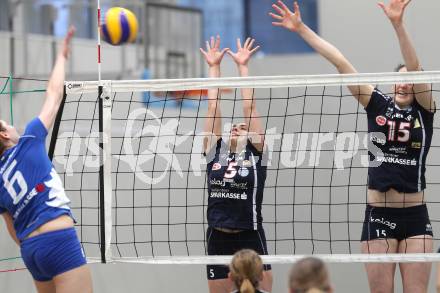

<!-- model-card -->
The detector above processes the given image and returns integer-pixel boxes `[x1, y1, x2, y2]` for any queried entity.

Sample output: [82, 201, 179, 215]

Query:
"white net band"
[112, 253, 440, 265]
[66, 71, 440, 93]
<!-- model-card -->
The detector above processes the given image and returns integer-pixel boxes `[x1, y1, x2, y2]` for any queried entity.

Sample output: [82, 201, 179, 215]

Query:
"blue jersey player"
[0, 27, 93, 293]
[271, 1, 435, 293]
[200, 36, 273, 293]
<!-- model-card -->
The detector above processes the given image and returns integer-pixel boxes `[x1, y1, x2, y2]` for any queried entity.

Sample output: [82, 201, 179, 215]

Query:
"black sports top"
[205, 139, 266, 230]
[366, 89, 434, 193]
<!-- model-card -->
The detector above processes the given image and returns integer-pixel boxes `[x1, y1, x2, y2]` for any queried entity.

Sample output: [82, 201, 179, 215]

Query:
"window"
[178, 0, 244, 50]
[0, 1, 10, 31]
[179, 0, 318, 55]
[245, 0, 318, 54]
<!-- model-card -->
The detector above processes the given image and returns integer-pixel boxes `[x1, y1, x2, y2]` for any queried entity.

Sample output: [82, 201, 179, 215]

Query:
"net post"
[99, 81, 113, 263]
[48, 85, 67, 161]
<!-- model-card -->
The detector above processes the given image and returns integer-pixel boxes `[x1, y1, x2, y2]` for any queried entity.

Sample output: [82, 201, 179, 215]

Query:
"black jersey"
[366, 89, 434, 193]
[206, 139, 266, 230]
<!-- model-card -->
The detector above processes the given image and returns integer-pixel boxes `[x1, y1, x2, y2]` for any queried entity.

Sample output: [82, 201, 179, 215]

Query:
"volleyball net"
[51, 71, 440, 264]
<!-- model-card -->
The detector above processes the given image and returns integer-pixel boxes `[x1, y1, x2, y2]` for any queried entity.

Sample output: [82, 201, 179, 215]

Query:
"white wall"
[0, 31, 141, 80]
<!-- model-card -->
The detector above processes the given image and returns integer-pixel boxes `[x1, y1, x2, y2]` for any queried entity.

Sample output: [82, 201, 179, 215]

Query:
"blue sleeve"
[365, 89, 391, 115]
[0, 206, 7, 214]
[23, 118, 48, 140]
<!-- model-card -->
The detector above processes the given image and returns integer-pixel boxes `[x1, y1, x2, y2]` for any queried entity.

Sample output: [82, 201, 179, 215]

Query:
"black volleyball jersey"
[366, 89, 434, 193]
[205, 139, 267, 230]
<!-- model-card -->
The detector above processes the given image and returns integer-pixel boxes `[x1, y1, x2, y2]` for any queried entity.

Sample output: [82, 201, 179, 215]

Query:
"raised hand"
[200, 35, 229, 67]
[227, 38, 260, 67]
[61, 26, 75, 59]
[270, 1, 303, 32]
[378, 0, 411, 25]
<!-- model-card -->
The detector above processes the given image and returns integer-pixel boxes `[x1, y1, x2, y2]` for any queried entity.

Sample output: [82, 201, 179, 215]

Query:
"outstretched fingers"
[210, 36, 216, 50]
[226, 49, 235, 58]
[293, 1, 301, 16]
[277, 0, 291, 14]
[62, 25, 75, 58]
[205, 40, 211, 51]
[204, 35, 222, 52]
[200, 36, 229, 66]
[214, 35, 221, 49]
[377, 2, 388, 17]
[236, 38, 242, 50]
[65, 26, 76, 43]
[249, 45, 260, 55]
[247, 38, 255, 50]
[271, 3, 285, 16]
[269, 12, 283, 20]
[199, 47, 208, 57]
[377, 0, 411, 21]
[220, 48, 229, 57]
[271, 21, 284, 27]
[243, 37, 251, 49]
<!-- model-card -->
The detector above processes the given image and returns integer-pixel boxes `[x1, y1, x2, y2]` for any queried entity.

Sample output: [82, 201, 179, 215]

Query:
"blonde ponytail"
[306, 288, 325, 293]
[240, 278, 255, 293]
[230, 249, 263, 293]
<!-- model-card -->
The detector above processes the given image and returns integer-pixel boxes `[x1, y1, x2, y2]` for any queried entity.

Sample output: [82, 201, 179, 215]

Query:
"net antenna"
[96, 0, 112, 263]
[97, 0, 102, 83]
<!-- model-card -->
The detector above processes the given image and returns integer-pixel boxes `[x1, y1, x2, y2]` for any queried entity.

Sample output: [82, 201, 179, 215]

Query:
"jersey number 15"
[387, 121, 410, 142]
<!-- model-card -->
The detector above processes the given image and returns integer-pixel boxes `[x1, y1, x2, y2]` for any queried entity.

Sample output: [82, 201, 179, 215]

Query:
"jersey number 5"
[2, 160, 28, 205]
[224, 161, 238, 179]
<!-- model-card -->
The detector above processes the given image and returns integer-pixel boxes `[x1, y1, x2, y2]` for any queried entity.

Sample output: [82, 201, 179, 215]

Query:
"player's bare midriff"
[368, 188, 425, 208]
[26, 215, 74, 239]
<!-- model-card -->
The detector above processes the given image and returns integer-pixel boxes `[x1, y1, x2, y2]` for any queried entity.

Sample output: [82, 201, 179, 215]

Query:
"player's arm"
[227, 38, 264, 152]
[270, 1, 374, 107]
[379, 0, 435, 112]
[39, 26, 75, 131]
[437, 262, 440, 293]
[1, 212, 19, 245]
[200, 36, 229, 154]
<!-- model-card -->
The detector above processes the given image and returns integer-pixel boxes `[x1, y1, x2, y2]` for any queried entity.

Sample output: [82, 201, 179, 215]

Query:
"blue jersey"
[0, 118, 71, 240]
[366, 89, 434, 193]
[206, 139, 266, 230]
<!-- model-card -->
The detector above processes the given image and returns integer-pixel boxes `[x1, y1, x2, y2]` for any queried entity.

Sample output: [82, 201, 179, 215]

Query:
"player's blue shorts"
[20, 227, 87, 282]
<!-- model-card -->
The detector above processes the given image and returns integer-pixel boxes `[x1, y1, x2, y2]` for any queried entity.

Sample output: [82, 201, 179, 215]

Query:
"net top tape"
[108, 253, 440, 265]
[66, 71, 440, 94]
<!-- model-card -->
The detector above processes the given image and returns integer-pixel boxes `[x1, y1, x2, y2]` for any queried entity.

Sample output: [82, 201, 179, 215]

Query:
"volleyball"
[101, 7, 138, 46]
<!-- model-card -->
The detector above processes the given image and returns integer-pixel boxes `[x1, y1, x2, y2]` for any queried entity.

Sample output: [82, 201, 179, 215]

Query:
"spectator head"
[289, 257, 333, 293]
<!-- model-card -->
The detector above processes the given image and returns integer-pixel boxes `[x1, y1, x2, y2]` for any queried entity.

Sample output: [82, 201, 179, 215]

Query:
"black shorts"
[206, 227, 271, 280]
[361, 204, 433, 241]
